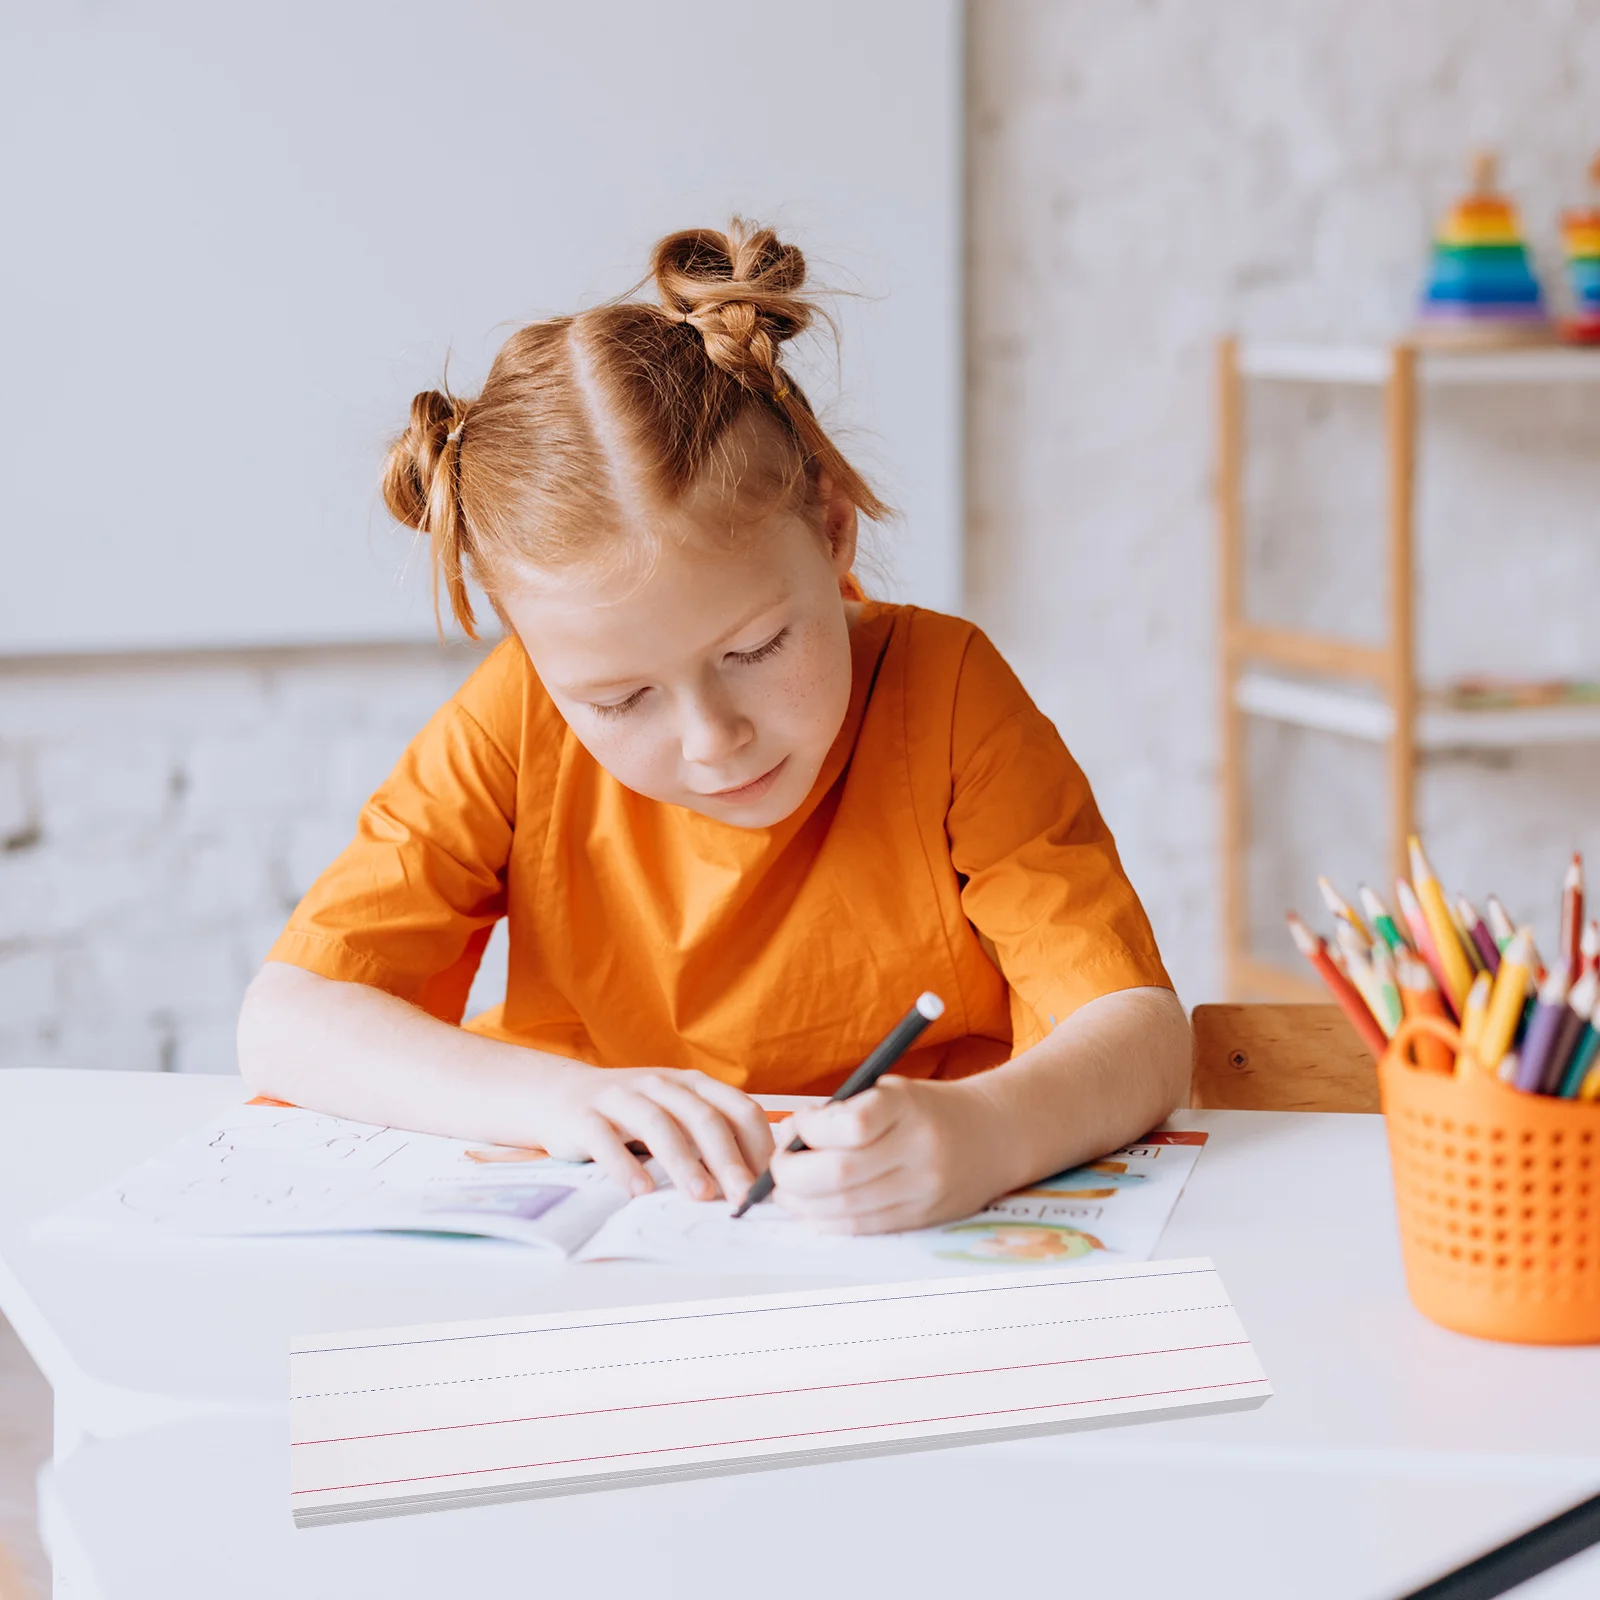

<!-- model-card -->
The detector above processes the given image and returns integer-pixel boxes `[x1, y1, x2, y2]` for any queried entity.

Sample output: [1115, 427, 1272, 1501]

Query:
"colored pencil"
[1396, 879, 1460, 1022]
[1514, 969, 1571, 1094]
[1458, 971, 1493, 1066]
[1456, 895, 1501, 977]
[1477, 927, 1535, 1071]
[1318, 876, 1372, 943]
[1582, 920, 1600, 981]
[1561, 852, 1585, 983]
[1288, 913, 1389, 1058]
[1448, 898, 1486, 975]
[1396, 951, 1454, 1074]
[1368, 940, 1405, 1037]
[1556, 980, 1600, 1098]
[1544, 970, 1599, 1095]
[1408, 836, 1475, 1016]
[1485, 895, 1517, 953]
[1359, 884, 1411, 955]
[1335, 922, 1396, 1037]
[1568, 1028, 1600, 1099]
[1581, 999, 1600, 1100]
[733, 991, 945, 1217]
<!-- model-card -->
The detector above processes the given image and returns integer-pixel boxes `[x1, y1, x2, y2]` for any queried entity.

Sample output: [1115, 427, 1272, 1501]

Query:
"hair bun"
[651, 220, 810, 395]
[381, 388, 471, 534]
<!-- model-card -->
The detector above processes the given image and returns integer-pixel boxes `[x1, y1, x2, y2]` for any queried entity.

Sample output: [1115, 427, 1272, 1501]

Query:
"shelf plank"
[1235, 670, 1600, 748]
[1229, 623, 1391, 685]
[1237, 342, 1600, 387]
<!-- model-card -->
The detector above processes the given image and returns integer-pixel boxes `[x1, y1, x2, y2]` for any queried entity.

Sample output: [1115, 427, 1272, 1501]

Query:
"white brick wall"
[0, 645, 500, 1073]
[967, 0, 1600, 1001]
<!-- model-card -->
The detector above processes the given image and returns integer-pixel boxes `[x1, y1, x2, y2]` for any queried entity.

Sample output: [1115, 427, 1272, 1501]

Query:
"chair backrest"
[1190, 1003, 1380, 1113]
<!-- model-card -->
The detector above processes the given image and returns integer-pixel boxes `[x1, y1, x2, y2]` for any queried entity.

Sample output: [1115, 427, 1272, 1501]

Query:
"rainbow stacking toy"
[1561, 154, 1600, 345]
[1416, 152, 1554, 348]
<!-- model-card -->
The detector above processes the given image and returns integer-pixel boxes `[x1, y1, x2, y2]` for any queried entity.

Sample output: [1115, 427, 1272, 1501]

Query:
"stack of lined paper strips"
[1416, 152, 1553, 347]
[290, 1260, 1270, 1524]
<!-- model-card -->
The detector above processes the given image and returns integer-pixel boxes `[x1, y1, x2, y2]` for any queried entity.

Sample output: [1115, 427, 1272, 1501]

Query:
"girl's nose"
[679, 688, 754, 768]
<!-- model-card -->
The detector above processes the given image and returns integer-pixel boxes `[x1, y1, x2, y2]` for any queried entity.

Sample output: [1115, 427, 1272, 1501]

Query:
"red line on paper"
[291, 1377, 1266, 1496]
[293, 1340, 1250, 1449]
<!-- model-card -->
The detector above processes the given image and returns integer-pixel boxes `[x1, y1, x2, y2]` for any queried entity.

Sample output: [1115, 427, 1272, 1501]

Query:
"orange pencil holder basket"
[1381, 1014, 1600, 1344]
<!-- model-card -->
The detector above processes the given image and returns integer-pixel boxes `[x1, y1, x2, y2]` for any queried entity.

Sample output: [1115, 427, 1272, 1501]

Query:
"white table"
[6, 1068, 1600, 1598]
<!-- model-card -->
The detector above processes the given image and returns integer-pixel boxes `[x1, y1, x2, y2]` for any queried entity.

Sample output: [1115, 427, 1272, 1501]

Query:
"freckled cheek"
[758, 637, 851, 750]
[581, 721, 679, 792]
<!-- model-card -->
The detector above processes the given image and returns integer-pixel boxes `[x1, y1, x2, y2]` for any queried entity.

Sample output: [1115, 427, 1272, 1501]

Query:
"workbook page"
[578, 1132, 1207, 1278]
[39, 1101, 631, 1257]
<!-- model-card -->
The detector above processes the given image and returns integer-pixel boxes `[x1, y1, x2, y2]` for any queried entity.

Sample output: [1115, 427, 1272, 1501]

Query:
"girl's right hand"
[537, 1066, 775, 1203]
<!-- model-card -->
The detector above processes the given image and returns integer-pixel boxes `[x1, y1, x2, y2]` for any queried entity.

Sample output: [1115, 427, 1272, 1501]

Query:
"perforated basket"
[1380, 1015, 1600, 1344]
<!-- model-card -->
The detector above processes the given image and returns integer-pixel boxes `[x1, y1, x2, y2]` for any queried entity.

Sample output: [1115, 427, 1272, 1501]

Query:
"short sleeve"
[266, 640, 527, 1024]
[945, 630, 1171, 1045]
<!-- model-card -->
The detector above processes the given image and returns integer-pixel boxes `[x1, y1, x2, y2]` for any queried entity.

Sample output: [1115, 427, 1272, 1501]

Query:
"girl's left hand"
[767, 1077, 1009, 1234]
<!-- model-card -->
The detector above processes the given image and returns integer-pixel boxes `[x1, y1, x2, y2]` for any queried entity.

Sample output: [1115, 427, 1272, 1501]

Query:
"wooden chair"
[1190, 1003, 1380, 1113]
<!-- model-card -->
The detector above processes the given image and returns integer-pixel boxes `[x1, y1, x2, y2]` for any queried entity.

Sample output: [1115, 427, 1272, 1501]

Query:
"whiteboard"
[0, 0, 960, 654]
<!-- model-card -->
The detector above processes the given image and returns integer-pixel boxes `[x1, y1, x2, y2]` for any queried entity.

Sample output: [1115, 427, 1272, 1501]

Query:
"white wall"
[968, 0, 1600, 1003]
[1, 0, 960, 653]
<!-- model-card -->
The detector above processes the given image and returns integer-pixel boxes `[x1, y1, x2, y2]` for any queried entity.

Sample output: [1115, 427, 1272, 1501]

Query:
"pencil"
[1458, 971, 1493, 1067]
[1396, 879, 1460, 1022]
[1318, 876, 1372, 943]
[1561, 853, 1585, 983]
[1408, 835, 1475, 1016]
[1359, 884, 1412, 955]
[1485, 895, 1517, 954]
[1396, 951, 1453, 1074]
[1543, 970, 1599, 1096]
[732, 992, 945, 1218]
[1335, 923, 1397, 1038]
[1580, 996, 1600, 1100]
[1287, 913, 1389, 1058]
[1368, 940, 1405, 1037]
[1456, 895, 1501, 977]
[1554, 975, 1600, 1098]
[1514, 969, 1571, 1094]
[1582, 920, 1600, 980]
[1448, 897, 1486, 975]
[1477, 927, 1535, 1071]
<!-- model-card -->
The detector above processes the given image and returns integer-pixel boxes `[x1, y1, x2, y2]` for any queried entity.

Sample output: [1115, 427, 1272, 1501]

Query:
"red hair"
[381, 221, 888, 637]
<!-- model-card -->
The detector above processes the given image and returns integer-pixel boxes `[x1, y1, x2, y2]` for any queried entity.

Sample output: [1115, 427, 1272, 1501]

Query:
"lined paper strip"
[290, 1256, 1270, 1524]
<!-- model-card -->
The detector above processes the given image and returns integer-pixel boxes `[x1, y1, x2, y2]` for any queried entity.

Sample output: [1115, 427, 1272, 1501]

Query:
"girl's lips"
[707, 758, 788, 804]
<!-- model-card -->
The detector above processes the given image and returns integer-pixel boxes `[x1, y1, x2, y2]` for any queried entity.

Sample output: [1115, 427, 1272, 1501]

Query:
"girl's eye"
[590, 688, 649, 720]
[729, 627, 789, 667]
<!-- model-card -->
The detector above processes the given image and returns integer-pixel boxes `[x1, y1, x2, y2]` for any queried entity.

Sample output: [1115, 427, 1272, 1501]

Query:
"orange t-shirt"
[268, 602, 1170, 1094]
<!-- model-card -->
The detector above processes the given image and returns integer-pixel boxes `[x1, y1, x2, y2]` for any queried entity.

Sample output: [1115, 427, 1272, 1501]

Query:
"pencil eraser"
[916, 992, 945, 1020]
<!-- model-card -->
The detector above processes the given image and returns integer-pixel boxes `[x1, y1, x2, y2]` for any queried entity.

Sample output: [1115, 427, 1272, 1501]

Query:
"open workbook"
[41, 1097, 1207, 1280]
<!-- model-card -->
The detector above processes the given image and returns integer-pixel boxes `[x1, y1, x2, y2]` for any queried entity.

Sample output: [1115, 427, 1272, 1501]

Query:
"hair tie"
[446, 425, 465, 444]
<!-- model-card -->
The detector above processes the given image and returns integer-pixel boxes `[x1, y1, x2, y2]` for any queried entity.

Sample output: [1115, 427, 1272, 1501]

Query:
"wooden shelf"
[1218, 333, 1600, 999]
[1238, 342, 1600, 387]
[1236, 670, 1600, 748]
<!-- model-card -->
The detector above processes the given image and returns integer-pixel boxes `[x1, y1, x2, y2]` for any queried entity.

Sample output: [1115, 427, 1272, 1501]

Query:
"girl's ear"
[817, 473, 859, 577]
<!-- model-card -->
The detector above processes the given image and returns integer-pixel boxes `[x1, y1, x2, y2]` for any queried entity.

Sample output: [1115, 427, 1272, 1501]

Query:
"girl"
[238, 222, 1189, 1234]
